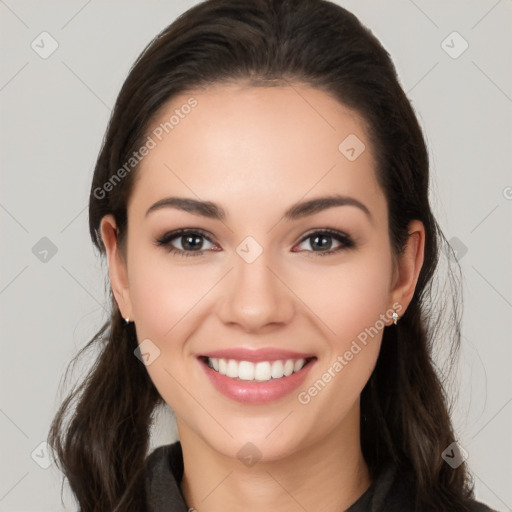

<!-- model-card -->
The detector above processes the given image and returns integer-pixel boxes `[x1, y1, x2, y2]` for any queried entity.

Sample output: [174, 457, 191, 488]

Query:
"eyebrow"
[145, 194, 372, 222]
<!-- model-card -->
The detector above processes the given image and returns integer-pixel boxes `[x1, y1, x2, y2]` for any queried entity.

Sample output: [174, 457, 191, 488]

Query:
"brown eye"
[155, 229, 217, 257]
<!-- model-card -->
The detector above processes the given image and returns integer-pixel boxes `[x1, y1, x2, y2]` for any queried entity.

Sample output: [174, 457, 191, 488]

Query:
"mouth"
[199, 355, 316, 382]
[197, 350, 317, 404]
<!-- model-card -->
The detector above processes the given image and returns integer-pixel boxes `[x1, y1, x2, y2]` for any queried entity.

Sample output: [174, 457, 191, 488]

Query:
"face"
[101, 83, 422, 462]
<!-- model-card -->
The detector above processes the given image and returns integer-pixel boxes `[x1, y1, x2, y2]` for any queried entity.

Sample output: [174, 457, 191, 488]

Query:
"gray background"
[1, 1, 511, 510]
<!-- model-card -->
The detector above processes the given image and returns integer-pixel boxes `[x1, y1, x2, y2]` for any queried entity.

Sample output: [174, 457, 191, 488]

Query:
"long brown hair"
[48, 0, 473, 510]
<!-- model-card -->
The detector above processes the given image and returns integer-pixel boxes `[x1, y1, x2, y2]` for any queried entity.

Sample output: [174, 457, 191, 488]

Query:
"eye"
[155, 228, 355, 258]
[154, 229, 218, 257]
[293, 229, 354, 256]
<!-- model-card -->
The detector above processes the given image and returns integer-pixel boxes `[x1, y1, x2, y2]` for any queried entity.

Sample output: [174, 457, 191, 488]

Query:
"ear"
[99, 214, 133, 321]
[389, 220, 425, 320]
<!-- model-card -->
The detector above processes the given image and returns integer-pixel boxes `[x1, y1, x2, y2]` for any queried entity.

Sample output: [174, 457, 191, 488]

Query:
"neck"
[178, 406, 370, 512]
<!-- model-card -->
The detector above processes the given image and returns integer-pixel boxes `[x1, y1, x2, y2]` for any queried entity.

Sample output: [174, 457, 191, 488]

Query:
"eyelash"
[154, 228, 355, 258]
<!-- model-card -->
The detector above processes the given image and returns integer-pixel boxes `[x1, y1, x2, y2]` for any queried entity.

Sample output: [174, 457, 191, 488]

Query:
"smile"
[198, 350, 317, 404]
[205, 357, 310, 382]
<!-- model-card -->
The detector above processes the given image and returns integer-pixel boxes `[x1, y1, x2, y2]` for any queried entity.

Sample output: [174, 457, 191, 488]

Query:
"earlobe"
[390, 220, 425, 318]
[99, 214, 133, 321]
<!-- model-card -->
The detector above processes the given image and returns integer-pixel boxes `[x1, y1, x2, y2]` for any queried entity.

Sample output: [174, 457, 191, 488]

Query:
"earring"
[124, 316, 131, 325]
[392, 311, 399, 325]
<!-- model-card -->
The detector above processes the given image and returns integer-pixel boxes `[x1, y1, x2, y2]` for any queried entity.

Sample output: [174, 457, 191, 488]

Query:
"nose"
[217, 250, 295, 333]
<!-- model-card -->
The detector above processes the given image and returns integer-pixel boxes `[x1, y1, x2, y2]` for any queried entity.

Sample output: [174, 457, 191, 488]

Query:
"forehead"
[130, 84, 385, 221]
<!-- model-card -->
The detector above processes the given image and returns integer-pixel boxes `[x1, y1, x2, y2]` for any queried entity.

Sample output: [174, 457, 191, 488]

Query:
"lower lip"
[199, 358, 316, 404]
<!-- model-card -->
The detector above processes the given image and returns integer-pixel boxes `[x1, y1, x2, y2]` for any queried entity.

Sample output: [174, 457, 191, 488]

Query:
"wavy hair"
[48, 1, 472, 510]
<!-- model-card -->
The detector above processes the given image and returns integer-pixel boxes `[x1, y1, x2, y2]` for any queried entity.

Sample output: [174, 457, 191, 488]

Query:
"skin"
[100, 83, 425, 511]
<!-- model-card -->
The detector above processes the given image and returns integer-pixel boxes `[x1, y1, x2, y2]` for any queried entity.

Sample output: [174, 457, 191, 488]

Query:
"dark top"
[144, 441, 498, 512]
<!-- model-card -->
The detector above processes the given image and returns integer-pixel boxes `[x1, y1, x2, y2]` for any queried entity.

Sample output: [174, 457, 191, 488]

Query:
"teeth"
[226, 359, 238, 378]
[254, 361, 271, 381]
[239, 361, 255, 381]
[207, 357, 307, 381]
[271, 360, 284, 378]
[283, 359, 294, 376]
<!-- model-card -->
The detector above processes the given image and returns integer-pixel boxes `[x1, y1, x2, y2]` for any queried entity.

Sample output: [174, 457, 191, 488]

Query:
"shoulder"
[366, 464, 499, 512]
[145, 443, 172, 479]
[464, 499, 499, 512]
[144, 441, 188, 512]
[146, 441, 183, 473]
[145, 443, 173, 466]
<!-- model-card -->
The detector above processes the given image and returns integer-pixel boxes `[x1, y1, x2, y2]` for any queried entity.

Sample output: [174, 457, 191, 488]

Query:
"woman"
[48, 0, 498, 511]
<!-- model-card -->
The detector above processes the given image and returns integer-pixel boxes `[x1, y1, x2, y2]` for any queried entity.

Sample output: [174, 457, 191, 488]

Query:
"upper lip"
[199, 348, 316, 363]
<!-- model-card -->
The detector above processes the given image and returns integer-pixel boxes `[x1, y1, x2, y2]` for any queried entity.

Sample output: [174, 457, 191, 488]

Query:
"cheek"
[294, 252, 392, 424]
[126, 248, 209, 414]
[299, 249, 393, 349]
[337, 264, 390, 340]
[127, 244, 211, 341]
